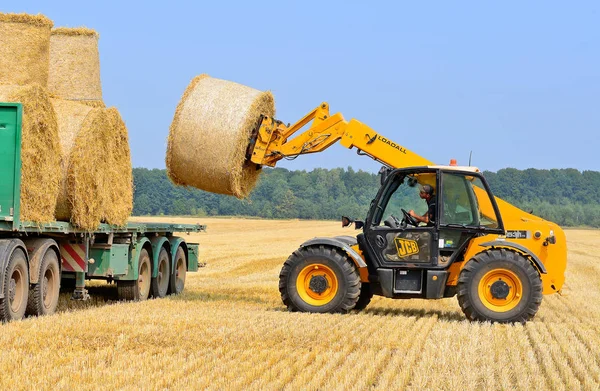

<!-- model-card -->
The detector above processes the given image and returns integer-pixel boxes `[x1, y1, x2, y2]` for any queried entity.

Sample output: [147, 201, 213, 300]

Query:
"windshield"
[377, 173, 436, 226]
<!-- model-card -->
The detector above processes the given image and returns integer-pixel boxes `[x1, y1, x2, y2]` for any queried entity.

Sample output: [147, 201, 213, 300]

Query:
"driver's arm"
[409, 210, 430, 224]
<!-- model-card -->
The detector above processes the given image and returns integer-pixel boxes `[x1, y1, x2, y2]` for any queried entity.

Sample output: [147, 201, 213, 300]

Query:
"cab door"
[363, 168, 440, 269]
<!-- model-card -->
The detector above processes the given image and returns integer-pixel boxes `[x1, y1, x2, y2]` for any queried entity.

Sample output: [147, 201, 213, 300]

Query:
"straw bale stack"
[167, 74, 275, 198]
[0, 84, 61, 222]
[48, 27, 104, 107]
[0, 13, 53, 86]
[52, 99, 111, 230]
[103, 108, 133, 226]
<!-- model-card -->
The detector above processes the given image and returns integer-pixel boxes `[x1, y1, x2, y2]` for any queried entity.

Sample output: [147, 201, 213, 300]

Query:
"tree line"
[133, 167, 600, 227]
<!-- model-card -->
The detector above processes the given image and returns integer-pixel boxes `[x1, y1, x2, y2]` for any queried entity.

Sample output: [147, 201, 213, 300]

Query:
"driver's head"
[419, 184, 434, 199]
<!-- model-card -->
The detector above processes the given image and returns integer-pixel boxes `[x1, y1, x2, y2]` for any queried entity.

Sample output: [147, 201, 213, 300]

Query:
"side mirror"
[341, 216, 365, 230]
[342, 216, 352, 227]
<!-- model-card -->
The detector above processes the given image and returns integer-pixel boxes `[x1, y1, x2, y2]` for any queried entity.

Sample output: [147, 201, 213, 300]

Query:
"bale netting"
[166, 74, 275, 198]
[0, 13, 53, 86]
[52, 99, 111, 230]
[0, 84, 60, 222]
[48, 27, 103, 106]
[103, 108, 133, 226]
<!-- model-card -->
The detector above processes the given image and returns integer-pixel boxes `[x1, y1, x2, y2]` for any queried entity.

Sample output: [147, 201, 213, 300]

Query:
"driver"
[409, 184, 436, 226]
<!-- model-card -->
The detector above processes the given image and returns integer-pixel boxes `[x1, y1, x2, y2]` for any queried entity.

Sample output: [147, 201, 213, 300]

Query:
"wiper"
[445, 223, 468, 229]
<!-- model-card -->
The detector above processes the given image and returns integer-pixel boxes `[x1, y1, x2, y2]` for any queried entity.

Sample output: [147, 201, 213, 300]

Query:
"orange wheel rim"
[296, 263, 338, 306]
[478, 268, 523, 312]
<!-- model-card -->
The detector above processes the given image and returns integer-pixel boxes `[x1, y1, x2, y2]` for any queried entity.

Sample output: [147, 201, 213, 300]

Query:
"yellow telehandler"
[245, 102, 566, 323]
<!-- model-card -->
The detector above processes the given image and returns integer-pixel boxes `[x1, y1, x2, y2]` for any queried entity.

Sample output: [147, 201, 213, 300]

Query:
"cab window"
[440, 173, 499, 229]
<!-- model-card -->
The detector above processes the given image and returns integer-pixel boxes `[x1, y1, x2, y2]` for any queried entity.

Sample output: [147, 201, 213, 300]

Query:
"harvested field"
[1, 218, 599, 390]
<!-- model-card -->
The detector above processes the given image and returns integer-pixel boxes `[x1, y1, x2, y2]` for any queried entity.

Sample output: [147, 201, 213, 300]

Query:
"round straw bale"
[0, 84, 60, 223]
[103, 108, 133, 226]
[52, 99, 111, 230]
[48, 27, 103, 105]
[0, 13, 53, 86]
[167, 74, 275, 198]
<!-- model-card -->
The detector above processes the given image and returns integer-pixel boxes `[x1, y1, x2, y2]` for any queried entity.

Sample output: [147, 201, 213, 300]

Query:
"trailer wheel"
[0, 249, 29, 322]
[353, 283, 374, 311]
[117, 248, 151, 301]
[457, 249, 542, 323]
[279, 245, 360, 313]
[26, 249, 60, 317]
[168, 246, 186, 295]
[151, 247, 170, 298]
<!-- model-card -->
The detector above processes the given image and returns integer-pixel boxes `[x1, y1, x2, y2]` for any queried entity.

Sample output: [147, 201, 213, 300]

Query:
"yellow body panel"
[446, 220, 567, 295]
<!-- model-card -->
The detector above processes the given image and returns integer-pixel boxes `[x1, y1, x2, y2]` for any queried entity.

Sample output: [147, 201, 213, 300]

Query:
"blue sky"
[11, 1, 600, 173]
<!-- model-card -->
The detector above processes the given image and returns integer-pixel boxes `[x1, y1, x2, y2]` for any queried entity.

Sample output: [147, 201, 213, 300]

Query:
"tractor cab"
[356, 166, 505, 297]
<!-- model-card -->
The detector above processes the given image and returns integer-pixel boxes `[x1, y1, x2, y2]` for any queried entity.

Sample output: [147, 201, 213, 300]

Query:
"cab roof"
[426, 165, 481, 173]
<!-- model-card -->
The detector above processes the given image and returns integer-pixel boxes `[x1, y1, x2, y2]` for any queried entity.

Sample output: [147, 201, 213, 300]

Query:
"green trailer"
[0, 102, 206, 322]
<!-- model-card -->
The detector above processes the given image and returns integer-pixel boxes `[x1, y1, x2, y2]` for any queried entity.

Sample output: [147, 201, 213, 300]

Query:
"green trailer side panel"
[0, 103, 22, 228]
[187, 243, 200, 272]
[88, 244, 129, 277]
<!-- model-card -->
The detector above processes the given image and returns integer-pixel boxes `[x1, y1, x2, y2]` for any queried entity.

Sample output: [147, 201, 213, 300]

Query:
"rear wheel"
[168, 246, 186, 295]
[26, 249, 60, 317]
[279, 245, 360, 313]
[151, 247, 170, 298]
[0, 249, 29, 322]
[457, 249, 542, 323]
[118, 248, 151, 301]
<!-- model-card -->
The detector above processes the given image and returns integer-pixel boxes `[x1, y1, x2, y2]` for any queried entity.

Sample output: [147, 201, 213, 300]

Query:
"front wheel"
[279, 245, 360, 313]
[457, 249, 542, 323]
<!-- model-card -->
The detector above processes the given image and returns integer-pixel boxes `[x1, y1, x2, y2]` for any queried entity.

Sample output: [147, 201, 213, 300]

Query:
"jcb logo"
[395, 238, 419, 257]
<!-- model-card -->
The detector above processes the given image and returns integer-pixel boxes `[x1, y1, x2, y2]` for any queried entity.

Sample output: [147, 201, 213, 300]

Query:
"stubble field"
[1, 217, 599, 390]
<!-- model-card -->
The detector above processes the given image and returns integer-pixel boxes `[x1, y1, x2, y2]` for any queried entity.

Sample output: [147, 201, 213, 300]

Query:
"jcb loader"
[245, 103, 566, 323]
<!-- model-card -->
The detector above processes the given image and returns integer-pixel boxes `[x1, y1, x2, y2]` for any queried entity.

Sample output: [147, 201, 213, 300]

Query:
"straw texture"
[52, 99, 110, 230]
[0, 84, 60, 222]
[103, 108, 133, 226]
[48, 27, 103, 105]
[0, 13, 53, 86]
[167, 74, 275, 198]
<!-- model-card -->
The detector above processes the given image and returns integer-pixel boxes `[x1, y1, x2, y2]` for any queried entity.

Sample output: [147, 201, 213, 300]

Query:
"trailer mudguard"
[480, 240, 547, 274]
[150, 236, 171, 278]
[118, 237, 151, 281]
[301, 236, 367, 268]
[168, 237, 187, 270]
[0, 239, 27, 299]
[24, 238, 59, 284]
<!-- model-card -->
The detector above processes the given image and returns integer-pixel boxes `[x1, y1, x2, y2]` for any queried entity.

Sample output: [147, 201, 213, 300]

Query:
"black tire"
[457, 249, 542, 323]
[117, 248, 152, 301]
[279, 245, 360, 313]
[0, 249, 29, 322]
[168, 246, 186, 295]
[353, 283, 374, 311]
[26, 249, 60, 317]
[151, 247, 170, 298]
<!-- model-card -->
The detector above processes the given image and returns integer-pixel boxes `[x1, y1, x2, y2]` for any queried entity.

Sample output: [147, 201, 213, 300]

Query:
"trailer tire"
[151, 247, 170, 298]
[0, 249, 29, 322]
[279, 245, 360, 313]
[168, 246, 186, 295]
[117, 248, 151, 301]
[26, 249, 60, 317]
